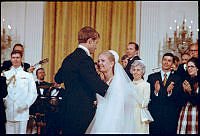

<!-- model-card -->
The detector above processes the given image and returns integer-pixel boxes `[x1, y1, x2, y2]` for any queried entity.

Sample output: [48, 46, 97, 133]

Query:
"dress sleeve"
[142, 82, 151, 108]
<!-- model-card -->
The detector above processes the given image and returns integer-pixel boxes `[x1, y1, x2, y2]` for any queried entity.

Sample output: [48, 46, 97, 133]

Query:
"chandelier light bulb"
[8, 24, 12, 29]
[191, 20, 193, 24]
[177, 26, 179, 29]
[169, 27, 172, 30]
[174, 20, 177, 23]
[184, 19, 187, 22]
[197, 29, 199, 32]
[3, 18, 5, 22]
[188, 26, 191, 29]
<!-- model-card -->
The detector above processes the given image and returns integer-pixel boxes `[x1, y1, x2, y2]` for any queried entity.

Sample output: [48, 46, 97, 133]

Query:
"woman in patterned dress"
[177, 57, 199, 134]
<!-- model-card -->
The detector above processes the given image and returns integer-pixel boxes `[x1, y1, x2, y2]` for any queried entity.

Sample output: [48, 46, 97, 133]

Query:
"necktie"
[163, 73, 167, 86]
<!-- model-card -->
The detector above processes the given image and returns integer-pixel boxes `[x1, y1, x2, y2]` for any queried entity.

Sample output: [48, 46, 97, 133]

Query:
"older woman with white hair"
[130, 60, 151, 134]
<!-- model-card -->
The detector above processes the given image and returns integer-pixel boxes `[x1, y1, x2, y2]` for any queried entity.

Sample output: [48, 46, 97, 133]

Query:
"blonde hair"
[99, 51, 115, 73]
[99, 51, 115, 63]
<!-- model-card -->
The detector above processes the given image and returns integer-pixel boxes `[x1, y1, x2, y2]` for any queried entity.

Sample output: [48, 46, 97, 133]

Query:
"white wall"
[136, 1, 198, 80]
[1, 2, 45, 66]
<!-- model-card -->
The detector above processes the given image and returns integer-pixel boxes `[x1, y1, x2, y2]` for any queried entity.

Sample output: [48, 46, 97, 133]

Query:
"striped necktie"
[163, 73, 167, 86]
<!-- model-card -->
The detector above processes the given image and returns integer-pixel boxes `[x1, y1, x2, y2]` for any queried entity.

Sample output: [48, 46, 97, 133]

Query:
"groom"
[54, 26, 109, 134]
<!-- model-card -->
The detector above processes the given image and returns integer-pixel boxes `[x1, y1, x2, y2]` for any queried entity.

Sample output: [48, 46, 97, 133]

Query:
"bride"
[86, 50, 143, 134]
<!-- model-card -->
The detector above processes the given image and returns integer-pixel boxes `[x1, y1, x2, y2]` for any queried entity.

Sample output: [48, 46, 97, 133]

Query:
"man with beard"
[29, 68, 53, 134]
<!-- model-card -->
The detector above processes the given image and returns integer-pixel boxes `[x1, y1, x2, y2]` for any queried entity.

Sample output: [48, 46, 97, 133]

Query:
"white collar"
[78, 44, 90, 56]
[10, 66, 23, 72]
[129, 55, 138, 60]
[160, 70, 171, 80]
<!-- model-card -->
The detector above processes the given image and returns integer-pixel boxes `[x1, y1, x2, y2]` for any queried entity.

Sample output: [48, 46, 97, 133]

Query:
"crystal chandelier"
[167, 19, 194, 56]
[1, 23, 12, 50]
[1, 18, 14, 64]
[153, 18, 198, 72]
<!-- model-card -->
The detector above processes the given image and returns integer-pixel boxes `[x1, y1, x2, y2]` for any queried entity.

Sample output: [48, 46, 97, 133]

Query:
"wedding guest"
[176, 53, 190, 82]
[121, 54, 128, 68]
[124, 42, 141, 80]
[171, 55, 180, 71]
[189, 43, 198, 59]
[1, 44, 35, 73]
[29, 68, 53, 134]
[46, 82, 66, 135]
[181, 53, 190, 64]
[130, 60, 150, 134]
[177, 57, 199, 134]
[147, 53, 182, 134]
[3, 50, 37, 134]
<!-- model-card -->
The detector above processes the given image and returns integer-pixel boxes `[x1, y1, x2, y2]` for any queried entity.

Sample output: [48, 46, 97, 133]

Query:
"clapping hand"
[182, 80, 192, 94]
[167, 82, 174, 94]
[154, 80, 160, 93]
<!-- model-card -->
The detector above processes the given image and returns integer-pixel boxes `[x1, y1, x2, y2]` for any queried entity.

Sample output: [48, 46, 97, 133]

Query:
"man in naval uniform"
[3, 50, 37, 134]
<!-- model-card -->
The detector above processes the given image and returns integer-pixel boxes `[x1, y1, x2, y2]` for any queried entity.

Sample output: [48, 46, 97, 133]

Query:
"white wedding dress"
[86, 50, 141, 134]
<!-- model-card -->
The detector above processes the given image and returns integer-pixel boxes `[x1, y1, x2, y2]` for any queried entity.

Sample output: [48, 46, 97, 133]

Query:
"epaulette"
[1, 70, 6, 77]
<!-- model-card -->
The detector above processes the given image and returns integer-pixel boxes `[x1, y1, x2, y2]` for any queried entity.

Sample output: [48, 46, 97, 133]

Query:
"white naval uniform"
[3, 66, 37, 134]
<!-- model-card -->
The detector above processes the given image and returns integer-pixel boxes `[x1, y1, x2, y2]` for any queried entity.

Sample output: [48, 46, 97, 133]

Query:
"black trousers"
[46, 112, 62, 134]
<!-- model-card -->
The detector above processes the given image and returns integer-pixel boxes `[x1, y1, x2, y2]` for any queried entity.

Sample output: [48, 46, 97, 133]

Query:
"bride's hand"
[99, 72, 105, 81]
[93, 100, 98, 105]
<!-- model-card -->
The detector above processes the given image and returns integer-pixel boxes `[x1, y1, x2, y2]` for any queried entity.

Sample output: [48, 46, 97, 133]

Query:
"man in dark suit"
[54, 26, 109, 134]
[28, 68, 52, 134]
[147, 53, 183, 134]
[0, 74, 8, 134]
[175, 53, 190, 82]
[124, 42, 141, 80]
[46, 83, 66, 134]
[1, 44, 34, 73]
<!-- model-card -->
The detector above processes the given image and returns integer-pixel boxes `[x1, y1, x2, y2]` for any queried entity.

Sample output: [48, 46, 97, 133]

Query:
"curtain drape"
[42, 1, 136, 82]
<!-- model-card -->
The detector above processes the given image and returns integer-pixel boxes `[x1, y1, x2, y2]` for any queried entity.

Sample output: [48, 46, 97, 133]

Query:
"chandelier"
[163, 19, 198, 58]
[154, 18, 198, 72]
[1, 18, 15, 64]
[1, 24, 12, 50]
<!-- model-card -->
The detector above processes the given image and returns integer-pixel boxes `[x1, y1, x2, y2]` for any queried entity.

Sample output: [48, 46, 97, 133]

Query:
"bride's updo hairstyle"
[99, 51, 115, 74]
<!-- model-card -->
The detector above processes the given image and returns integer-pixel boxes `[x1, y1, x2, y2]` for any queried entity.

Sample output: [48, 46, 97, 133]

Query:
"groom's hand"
[93, 100, 98, 105]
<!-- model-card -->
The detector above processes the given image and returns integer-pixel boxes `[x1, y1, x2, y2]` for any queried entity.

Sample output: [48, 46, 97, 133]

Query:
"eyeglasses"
[189, 50, 198, 52]
[187, 65, 197, 69]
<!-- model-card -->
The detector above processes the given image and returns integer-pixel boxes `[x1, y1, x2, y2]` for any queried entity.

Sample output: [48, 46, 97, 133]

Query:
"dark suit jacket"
[181, 76, 199, 107]
[147, 71, 183, 134]
[29, 81, 52, 115]
[54, 48, 108, 134]
[175, 63, 190, 82]
[0, 76, 8, 134]
[47, 87, 66, 112]
[1, 60, 30, 72]
[35, 81, 53, 97]
[124, 55, 140, 81]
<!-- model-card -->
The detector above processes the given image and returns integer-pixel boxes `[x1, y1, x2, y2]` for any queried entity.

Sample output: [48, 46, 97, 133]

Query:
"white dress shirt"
[78, 44, 90, 56]
[154, 70, 172, 97]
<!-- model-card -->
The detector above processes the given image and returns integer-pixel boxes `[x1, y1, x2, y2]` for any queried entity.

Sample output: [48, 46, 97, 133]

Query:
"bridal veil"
[86, 50, 139, 134]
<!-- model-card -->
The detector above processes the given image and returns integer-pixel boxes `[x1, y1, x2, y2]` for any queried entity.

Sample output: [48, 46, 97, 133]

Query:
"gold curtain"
[43, 1, 136, 82]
